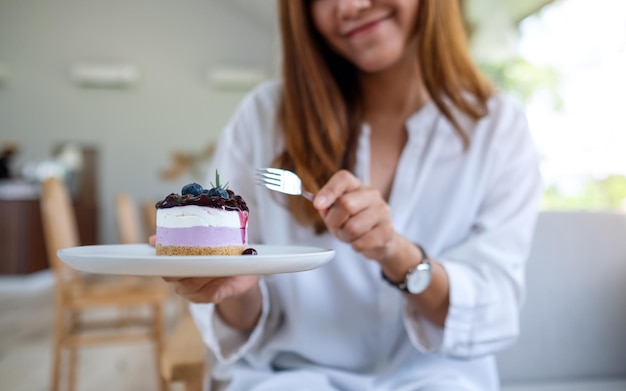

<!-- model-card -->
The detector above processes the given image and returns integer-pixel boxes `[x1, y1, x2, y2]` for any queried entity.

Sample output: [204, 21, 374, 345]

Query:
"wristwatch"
[381, 244, 432, 294]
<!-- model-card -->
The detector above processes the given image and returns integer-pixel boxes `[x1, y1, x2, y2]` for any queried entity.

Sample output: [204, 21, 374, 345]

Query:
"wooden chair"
[116, 193, 156, 241]
[115, 192, 146, 244]
[160, 309, 207, 391]
[115, 191, 208, 390]
[40, 177, 170, 391]
[142, 199, 157, 237]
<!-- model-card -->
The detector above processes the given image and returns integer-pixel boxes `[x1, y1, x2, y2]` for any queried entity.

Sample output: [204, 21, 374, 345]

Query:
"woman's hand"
[163, 275, 261, 332]
[313, 170, 399, 262]
[148, 235, 261, 330]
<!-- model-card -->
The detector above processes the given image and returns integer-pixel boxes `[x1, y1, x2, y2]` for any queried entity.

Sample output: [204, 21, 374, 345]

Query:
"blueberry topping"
[182, 183, 203, 196]
[242, 248, 257, 255]
[156, 171, 248, 211]
[207, 187, 230, 199]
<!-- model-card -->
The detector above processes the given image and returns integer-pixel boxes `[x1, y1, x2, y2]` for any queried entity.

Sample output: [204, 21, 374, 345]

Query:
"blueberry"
[242, 248, 257, 255]
[207, 187, 230, 199]
[181, 183, 203, 196]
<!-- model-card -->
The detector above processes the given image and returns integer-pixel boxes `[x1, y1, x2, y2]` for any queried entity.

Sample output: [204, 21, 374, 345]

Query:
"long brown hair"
[274, 0, 493, 233]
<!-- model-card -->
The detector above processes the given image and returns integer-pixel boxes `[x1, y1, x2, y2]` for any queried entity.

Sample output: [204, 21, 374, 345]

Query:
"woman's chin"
[353, 47, 406, 74]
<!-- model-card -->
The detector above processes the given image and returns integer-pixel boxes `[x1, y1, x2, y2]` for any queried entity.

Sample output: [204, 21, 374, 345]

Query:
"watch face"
[406, 262, 432, 294]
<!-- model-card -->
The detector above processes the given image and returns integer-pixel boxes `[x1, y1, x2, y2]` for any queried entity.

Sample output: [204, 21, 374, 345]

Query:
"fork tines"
[254, 168, 282, 187]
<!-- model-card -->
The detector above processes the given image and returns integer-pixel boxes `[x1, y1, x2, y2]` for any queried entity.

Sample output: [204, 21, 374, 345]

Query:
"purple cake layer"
[156, 226, 247, 247]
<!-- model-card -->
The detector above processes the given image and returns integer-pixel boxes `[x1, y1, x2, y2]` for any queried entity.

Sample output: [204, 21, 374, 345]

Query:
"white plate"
[57, 244, 335, 277]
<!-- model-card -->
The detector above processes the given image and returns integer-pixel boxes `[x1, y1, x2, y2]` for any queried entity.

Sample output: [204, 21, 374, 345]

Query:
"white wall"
[0, 0, 279, 244]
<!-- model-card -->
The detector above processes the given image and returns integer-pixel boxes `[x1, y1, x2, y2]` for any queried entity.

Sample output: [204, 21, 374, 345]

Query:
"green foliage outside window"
[542, 175, 626, 211]
[478, 56, 562, 110]
[479, 58, 626, 212]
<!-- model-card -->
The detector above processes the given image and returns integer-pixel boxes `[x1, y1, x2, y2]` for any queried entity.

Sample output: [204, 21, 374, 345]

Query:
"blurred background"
[1, 0, 625, 245]
[1, 0, 625, 390]
[0, 0, 280, 248]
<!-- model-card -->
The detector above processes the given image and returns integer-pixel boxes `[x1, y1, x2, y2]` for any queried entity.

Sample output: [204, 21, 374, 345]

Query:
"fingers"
[313, 170, 362, 211]
[162, 276, 183, 282]
[350, 222, 396, 259]
[161, 275, 259, 304]
[149, 235, 156, 246]
[173, 277, 217, 295]
[179, 278, 225, 303]
[314, 170, 396, 261]
[330, 195, 394, 259]
[324, 188, 382, 239]
[160, 277, 221, 303]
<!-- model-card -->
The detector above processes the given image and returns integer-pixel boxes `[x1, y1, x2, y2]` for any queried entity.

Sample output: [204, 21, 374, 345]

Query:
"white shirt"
[190, 81, 542, 391]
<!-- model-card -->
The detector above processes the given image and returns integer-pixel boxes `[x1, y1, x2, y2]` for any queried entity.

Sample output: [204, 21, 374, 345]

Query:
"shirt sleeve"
[403, 98, 543, 358]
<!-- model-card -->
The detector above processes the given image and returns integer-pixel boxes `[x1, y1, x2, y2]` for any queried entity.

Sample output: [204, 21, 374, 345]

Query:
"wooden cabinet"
[0, 145, 99, 275]
[0, 198, 49, 274]
[0, 197, 98, 275]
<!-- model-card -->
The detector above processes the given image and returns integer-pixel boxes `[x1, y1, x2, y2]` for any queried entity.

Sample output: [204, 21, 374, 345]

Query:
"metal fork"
[254, 168, 314, 201]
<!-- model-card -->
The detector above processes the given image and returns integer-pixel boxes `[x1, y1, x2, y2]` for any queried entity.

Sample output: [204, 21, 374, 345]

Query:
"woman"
[164, 0, 542, 389]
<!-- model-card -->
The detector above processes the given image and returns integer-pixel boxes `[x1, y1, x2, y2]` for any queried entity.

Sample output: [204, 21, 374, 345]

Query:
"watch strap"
[381, 244, 429, 292]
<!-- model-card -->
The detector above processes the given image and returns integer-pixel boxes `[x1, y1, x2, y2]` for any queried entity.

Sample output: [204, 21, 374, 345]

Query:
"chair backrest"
[142, 200, 157, 237]
[40, 176, 81, 281]
[497, 211, 626, 383]
[115, 193, 143, 244]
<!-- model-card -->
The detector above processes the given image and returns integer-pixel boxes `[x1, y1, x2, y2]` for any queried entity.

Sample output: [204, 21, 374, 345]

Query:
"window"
[481, 0, 626, 211]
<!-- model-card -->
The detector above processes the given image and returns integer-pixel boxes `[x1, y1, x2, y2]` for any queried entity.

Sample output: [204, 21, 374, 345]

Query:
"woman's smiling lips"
[343, 14, 393, 39]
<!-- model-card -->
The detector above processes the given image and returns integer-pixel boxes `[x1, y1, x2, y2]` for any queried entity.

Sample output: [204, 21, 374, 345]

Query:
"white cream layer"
[156, 205, 242, 228]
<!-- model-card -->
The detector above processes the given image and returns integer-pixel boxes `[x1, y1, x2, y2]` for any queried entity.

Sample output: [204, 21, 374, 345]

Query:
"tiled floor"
[0, 270, 182, 391]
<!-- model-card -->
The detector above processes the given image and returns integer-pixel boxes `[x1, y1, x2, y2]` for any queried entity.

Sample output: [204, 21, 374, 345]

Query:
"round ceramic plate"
[57, 244, 335, 277]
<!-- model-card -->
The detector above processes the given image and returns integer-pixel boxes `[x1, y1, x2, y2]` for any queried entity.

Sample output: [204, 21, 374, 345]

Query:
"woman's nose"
[337, 0, 373, 19]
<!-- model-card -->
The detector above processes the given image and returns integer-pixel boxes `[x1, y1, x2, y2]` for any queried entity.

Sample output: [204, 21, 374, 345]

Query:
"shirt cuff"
[439, 260, 477, 356]
[189, 277, 271, 365]
[402, 260, 476, 356]
[403, 305, 444, 353]
[212, 311, 249, 359]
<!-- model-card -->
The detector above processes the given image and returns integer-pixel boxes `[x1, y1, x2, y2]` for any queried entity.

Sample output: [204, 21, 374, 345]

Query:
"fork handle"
[302, 191, 314, 202]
